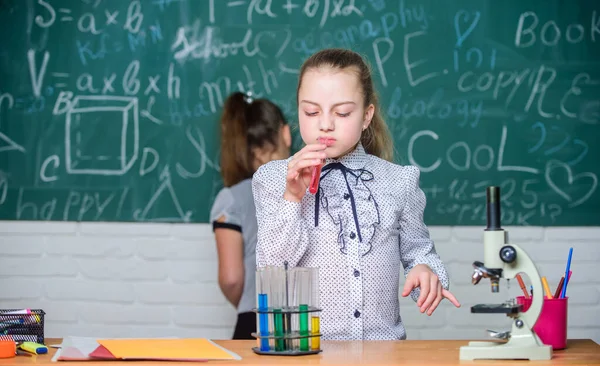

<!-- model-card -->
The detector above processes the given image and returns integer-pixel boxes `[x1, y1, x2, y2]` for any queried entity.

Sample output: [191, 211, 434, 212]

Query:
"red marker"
[309, 164, 323, 194]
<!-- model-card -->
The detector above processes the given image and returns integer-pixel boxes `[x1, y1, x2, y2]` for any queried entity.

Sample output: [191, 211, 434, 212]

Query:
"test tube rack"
[252, 262, 322, 356]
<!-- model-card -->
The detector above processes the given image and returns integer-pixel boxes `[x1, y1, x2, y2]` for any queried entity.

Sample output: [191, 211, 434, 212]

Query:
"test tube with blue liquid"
[255, 268, 270, 351]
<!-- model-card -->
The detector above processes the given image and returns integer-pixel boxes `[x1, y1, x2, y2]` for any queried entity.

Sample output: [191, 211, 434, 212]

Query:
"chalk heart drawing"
[454, 10, 481, 47]
[545, 160, 598, 208]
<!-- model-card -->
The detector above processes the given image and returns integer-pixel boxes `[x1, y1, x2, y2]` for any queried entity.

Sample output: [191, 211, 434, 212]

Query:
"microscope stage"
[471, 303, 523, 314]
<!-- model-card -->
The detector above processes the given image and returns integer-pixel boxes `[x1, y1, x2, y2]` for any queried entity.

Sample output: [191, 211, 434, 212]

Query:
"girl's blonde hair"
[296, 48, 393, 161]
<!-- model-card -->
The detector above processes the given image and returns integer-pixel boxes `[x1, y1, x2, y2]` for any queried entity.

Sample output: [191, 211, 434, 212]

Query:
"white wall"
[0, 221, 598, 343]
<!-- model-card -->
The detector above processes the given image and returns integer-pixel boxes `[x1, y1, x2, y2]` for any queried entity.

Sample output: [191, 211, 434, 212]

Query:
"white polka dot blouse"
[252, 143, 450, 340]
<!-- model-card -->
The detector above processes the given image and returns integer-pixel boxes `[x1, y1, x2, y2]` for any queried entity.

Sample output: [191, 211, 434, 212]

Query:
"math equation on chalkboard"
[0, 0, 598, 225]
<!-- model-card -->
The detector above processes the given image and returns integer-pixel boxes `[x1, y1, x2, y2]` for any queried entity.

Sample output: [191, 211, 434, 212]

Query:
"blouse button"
[354, 310, 361, 318]
[349, 232, 356, 239]
[343, 193, 350, 200]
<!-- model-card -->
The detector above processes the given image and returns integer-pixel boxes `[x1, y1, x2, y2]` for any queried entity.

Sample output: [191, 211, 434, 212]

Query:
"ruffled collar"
[314, 143, 380, 256]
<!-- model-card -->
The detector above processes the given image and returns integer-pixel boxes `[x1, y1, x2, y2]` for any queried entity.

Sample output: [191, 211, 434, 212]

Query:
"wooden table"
[1, 338, 599, 365]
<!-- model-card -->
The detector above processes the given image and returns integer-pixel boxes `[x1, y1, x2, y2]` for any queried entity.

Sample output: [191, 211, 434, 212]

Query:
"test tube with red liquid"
[309, 138, 331, 194]
[309, 164, 322, 194]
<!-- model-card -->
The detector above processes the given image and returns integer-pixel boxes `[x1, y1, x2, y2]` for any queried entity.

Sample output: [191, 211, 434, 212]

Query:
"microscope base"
[459, 339, 552, 360]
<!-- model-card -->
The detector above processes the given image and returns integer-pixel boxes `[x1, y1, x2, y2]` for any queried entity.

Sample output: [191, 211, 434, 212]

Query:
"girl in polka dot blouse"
[252, 48, 461, 340]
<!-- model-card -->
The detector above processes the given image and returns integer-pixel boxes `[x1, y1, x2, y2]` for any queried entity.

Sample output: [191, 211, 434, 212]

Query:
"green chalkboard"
[0, 0, 599, 225]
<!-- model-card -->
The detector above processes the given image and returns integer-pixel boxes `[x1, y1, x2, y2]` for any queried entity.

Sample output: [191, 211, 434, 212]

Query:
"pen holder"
[0, 309, 45, 344]
[252, 265, 322, 356]
[516, 296, 568, 350]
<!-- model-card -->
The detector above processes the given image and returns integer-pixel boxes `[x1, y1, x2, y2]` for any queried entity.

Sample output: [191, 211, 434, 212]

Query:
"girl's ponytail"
[219, 92, 287, 187]
[220, 92, 250, 187]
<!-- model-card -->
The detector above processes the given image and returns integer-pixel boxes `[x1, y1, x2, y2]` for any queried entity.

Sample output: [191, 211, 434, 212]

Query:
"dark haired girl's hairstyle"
[219, 92, 287, 186]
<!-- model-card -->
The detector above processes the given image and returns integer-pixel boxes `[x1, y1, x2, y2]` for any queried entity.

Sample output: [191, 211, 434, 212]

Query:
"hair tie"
[243, 91, 253, 104]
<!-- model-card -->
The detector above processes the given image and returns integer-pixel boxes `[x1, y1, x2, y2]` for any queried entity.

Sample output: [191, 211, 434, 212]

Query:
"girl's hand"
[402, 264, 461, 316]
[284, 143, 327, 202]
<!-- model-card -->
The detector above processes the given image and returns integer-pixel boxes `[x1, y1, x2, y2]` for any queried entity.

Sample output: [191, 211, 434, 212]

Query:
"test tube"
[267, 266, 276, 350]
[309, 164, 323, 194]
[310, 267, 320, 350]
[297, 268, 311, 351]
[271, 266, 285, 351]
[254, 268, 262, 349]
[256, 268, 270, 351]
[284, 262, 292, 351]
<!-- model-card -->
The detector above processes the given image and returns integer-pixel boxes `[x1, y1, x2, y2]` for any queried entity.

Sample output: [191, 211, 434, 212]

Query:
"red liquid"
[309, 164, 323, 194]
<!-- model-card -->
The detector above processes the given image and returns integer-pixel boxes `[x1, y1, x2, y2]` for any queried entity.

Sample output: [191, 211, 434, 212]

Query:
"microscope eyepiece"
[486, 186, 502, 231]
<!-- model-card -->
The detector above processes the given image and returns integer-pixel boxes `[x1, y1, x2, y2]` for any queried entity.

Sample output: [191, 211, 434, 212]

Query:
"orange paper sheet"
[96, 338, 237, 360]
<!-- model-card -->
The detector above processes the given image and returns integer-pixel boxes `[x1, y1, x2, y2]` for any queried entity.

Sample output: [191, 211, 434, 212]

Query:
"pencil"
[554, 276, 565, 299]
[541, 276, 553, 299]
[516, 274, 529, 299]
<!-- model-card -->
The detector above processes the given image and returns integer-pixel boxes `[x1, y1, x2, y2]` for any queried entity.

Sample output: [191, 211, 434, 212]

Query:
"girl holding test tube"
[252, 48, 460, 341]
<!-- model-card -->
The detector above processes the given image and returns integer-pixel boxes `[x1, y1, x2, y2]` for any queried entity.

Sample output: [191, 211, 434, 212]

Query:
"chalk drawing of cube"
[65, 96, 139, 175]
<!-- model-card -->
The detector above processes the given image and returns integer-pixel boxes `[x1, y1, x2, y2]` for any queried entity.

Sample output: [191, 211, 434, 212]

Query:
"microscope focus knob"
[500, 245, 517, 263]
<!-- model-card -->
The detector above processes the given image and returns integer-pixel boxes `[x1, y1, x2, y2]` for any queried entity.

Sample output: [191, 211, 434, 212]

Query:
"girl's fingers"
[420, 276, 438, 313]
[299, 151, 327, 161]
[426, 283, 444, 316]
[288, 152, 326, 170]
[442, 289, 461, 308]
[287, 159, 323, 179]
[416, 274, 429, 307]
[288, 143, 326, 169]
[284, 143, 327, 201]
[290, 144, 325, 162]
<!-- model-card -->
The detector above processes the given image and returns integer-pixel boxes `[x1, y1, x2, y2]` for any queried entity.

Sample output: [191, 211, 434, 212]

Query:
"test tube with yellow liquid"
[310, 267, 321, 351]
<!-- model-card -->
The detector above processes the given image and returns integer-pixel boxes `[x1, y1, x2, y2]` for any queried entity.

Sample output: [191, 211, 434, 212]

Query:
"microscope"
[459, 186, 552, 360]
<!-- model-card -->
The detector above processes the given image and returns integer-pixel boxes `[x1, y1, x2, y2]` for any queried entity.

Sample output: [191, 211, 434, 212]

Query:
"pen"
[0, 319, 24, 329]
[1, 309, 31, 315]
[515, 274, 529, 299]
[560, 248, 573, 299]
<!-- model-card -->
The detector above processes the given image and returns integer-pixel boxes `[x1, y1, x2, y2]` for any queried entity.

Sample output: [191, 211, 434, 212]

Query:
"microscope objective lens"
[491, 279, 499, 293]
